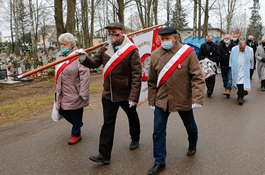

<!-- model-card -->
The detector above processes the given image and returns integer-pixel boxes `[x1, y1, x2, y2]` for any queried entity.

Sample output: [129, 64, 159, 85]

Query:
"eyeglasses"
[108, 33, 120, 37]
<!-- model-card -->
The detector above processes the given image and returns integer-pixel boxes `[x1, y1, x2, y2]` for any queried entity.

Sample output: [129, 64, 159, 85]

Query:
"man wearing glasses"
[78, 22, 142, 164]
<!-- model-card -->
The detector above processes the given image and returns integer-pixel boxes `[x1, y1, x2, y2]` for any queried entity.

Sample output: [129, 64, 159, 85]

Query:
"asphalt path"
[1, 73, 265, 175]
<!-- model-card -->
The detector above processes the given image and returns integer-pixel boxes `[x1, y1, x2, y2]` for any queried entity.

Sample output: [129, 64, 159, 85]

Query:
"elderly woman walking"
[255, 38, 265, 91]
[55, 33, 90, 144]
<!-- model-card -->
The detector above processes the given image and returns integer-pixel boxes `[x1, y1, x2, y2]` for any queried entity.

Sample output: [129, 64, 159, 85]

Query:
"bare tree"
[65, 0, 76, 34]
[193, 0, 197, 38]
[29, 0, 37, 56]
[54, 0, 65, 39]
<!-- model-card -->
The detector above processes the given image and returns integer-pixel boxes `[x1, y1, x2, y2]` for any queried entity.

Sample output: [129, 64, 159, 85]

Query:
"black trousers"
[237, 84, 248, 99]
[99, 97, 140, 159]
[205, 75, 216, 92]
[59, 108, 83, 137]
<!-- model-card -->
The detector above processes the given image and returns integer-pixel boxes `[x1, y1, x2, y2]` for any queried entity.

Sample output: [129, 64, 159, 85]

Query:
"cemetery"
[0, 49, 57, 87]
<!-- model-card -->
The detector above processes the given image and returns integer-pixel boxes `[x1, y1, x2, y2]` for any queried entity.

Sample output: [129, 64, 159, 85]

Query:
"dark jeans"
[99, 97, 140, 159]
[221, 66, 232, 90]
[153, 107, 198, 164]
[205, 75, 216, 92]
[59, 108, 83, 137]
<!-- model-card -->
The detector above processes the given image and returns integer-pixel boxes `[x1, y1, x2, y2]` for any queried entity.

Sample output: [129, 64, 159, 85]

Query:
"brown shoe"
[223, 88, 227, 95]
[225, 89, 230, 98]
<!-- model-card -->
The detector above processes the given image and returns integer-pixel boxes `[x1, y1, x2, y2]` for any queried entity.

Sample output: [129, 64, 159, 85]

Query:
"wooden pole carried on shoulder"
[17, 24, 163, 79]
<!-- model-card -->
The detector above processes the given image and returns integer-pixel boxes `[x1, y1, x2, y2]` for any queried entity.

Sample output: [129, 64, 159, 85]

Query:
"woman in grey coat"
[55, 33, 90, 144]
[255, 38, 265, 91]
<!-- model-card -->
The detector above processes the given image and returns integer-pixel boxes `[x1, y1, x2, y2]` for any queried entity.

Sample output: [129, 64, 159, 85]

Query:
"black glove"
[261, 58, 265, 63]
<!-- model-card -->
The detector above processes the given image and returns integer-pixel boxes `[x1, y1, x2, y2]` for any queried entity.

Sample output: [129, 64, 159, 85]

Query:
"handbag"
[51, 101, 63, 121]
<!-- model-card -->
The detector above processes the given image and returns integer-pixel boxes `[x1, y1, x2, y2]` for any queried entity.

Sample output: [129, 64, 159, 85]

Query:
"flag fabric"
[129, 28, 161, 104]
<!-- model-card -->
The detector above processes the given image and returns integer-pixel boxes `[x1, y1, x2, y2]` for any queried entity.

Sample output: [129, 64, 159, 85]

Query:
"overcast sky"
[1, 0, 265, 37]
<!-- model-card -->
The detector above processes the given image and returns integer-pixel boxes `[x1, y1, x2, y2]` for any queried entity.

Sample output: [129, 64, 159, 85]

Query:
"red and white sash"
[103, 42, 137, 81]
[157, 45, 194, 87]
[55, 56, 78, 84]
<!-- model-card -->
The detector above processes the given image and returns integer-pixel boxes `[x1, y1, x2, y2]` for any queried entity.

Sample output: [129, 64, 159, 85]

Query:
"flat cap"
[158, 27, 177, 35]
[105, 22, 124, 30]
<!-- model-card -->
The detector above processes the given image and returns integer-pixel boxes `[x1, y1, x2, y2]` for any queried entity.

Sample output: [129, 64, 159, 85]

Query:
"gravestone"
[0, 69, 7, 80]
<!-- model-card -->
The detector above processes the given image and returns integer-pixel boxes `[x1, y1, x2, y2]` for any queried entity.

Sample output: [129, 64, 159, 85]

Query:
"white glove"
[150, 106, 155, 111]
[192, 103, 202, 109]
[76, 49, 87, 55]
[128, 100, 137, 108]
[82, 96, 88, 100]
[75, 49, 87, 63]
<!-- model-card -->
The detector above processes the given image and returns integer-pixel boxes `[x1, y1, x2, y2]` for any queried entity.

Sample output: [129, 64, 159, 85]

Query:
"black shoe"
[130, 140, 139, 150]
[89, 154, 110, 164]
[207, 90, 212, 97]
[244, 91, 248, 96]
[187, 146, 196, 156]
[262, 87, 265, 91]
[148, 164, 165, 175]
[238, 98, 243, 105]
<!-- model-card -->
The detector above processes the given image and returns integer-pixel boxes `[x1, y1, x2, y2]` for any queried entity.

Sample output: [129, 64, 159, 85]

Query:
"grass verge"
[0, 84, 103, 125]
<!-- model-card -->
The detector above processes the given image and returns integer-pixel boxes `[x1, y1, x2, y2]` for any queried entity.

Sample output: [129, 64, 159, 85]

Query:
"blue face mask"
[61, 47, 70, 54]
[224, 40, 230, 44]
[161, 40, 174, 50]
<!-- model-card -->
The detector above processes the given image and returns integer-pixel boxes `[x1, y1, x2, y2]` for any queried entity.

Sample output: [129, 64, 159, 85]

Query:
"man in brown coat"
[78, 22, 142, 164]
[147, 27, 205, 175]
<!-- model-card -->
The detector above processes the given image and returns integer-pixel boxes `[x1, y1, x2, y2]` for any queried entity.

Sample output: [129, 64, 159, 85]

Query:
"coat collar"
[105, 35, 132, 57]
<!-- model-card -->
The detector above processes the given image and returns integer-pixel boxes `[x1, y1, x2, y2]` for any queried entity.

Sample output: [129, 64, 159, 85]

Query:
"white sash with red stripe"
[103, 42, 137, 81]
[157, 45, 194, 87]
[55, 55, 78, 84]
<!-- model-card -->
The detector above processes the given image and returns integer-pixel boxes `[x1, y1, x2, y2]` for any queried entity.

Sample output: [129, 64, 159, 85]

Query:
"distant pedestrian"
[229, 40, 254, 105]
[55, 33, 90, 145]
[218, 34, 236, 97]
[198, 35, 220, 97]
[255, 38, 265, 91]
[246, 35, 258, 79]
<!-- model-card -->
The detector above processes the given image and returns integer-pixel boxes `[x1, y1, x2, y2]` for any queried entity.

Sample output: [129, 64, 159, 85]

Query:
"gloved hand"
[192, 103, 202, 109]
[128, 100, 137, 108]
[75, 49, 87, 63]
[82, 96, 88, 100]
[150, 106, 155, 111]
[76, 49, 87, 55]
[261, 58, 265, 63]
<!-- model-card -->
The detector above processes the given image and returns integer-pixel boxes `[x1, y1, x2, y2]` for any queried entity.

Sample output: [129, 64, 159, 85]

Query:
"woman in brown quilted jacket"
[55, 33, 90, 145]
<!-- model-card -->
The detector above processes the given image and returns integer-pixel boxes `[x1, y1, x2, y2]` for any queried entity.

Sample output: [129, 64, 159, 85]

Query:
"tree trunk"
[198, 0, 201, 38]
[153, 0, 158, 25]
[81, 0, 89, 48]
[89, 0, 95, 47]
[29, 0, 37, 56]
[166, 0, 170, 24]
[135, 0, 145, 28]
[14, 0, 20, 56]
[10, 0, 14, 53]
[193, 0, 197, 38]
[65, 0, 76, 34]
[116, 0, 125, 27]
[54, 0, 65, 40]
[202, 0, 209, 37]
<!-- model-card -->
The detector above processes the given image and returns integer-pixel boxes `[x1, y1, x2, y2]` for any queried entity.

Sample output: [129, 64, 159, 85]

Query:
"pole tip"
[17, 75, 23, 79]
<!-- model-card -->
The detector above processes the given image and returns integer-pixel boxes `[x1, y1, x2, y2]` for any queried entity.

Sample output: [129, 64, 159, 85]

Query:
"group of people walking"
[53, 22, 265, 175]
[198, 33, 265, 105]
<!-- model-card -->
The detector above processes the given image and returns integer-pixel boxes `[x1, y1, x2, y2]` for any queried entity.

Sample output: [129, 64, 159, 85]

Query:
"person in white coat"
[255, 38, 265, 91]
[229, 40, 254, 105]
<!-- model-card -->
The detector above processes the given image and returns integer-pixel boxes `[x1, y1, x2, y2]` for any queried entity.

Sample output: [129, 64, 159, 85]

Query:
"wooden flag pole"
[17, 24, 163, 79]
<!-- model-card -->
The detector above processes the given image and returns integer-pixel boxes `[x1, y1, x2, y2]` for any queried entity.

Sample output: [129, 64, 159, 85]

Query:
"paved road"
[1, 74, 265, 175]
